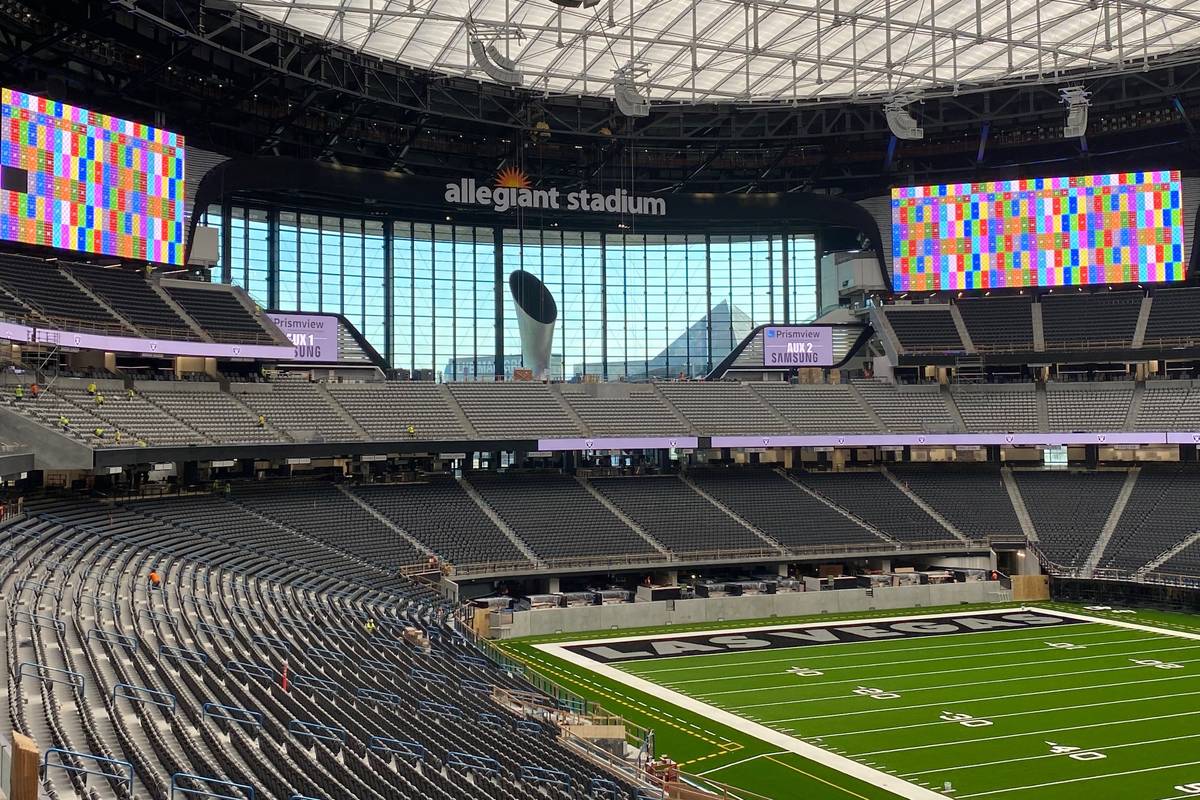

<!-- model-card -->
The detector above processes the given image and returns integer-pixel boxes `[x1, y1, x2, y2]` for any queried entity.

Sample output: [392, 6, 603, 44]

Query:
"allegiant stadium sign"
[445, 172, 667, 217]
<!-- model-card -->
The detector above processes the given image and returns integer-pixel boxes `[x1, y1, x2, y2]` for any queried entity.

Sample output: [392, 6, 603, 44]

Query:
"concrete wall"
[498, 580, 1010, 638]
[0, 408, 92, 471]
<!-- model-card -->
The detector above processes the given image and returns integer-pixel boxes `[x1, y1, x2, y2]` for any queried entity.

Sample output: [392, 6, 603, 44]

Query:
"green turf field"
[501, 603, 1200, 799]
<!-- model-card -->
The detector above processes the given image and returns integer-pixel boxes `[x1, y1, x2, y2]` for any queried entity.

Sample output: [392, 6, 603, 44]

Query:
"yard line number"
[1045, 740, 1106, 761]
[940, 711, 993, 727]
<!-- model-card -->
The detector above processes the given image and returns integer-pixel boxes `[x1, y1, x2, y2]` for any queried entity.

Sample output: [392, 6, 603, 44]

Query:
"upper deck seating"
[327, 382, 469, 440]
[65, 262, 195, 338]
[956, 296, 1034, 350]
[448, 383, 581, 438]
[0, 254, 123, 327]
[883, 307, 964, 351]
[588, 475, 769, 554]
[468, 472, 655, 560]
[657, 382, 791, 435]
[164, 284, 275, 341]
[753, 383, 879, 433]
[1041, 292, 1142, 349]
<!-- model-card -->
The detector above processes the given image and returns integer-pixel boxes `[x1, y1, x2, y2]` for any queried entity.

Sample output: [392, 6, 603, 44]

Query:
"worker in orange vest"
[148, 569, 162, 590]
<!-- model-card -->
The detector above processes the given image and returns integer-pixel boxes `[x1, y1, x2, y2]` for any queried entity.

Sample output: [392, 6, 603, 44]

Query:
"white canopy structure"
[233, 0, 1200, 103]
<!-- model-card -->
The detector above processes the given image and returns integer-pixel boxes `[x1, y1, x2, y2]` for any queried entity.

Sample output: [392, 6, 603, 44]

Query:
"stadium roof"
[234, 0, 1200, 103]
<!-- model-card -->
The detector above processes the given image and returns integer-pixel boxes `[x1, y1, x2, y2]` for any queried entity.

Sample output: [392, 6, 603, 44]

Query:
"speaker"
[188, 226, 220, 266]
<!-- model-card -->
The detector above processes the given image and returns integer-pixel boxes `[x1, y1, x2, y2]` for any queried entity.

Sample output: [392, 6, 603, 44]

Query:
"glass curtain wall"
[212, 209, 819, 380]
[393, 223, 496, 380]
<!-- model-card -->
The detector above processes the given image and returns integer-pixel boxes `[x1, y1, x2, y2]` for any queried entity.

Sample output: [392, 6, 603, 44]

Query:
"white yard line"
[667, 635, 1180, 688]
[777, 672, 1196, 722]
[717, 651, 1200, 707]
[899, 730, 1200, 776]
[814, 687, 1200, 739]
[633, 627, 1132, 675]
[860, 708, 1200, 757]
[955, 758, 1200, 798]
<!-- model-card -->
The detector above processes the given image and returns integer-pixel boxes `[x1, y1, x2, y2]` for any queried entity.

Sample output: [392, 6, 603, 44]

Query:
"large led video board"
[892, 171, 1184, 291]
[0, 88, 185, 265]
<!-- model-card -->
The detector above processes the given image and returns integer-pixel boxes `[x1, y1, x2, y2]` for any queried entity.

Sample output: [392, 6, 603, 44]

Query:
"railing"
[0, 301, 284, 350]
[202, 703, 263, 728]
[972, 337, 1138, 354]
[1055, 565, 1200, 589]
[208, 328, 281, 346]
[367, 736, 427, 761]
[42, 748, 134, 798]
[170, 773, 255, 800]
[1141, 335, 1200, 352]
[447, 538, 991, 577]
[1032, 540, 1200, 589]
[113, 683, 176, 713]
[286, 719, 347, 744]
[48, 315, 203, 342]
[397, 562, 440, 578]
[17, 662, 84, 695]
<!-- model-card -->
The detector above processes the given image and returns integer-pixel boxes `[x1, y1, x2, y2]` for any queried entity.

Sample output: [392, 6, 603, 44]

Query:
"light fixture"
[1060, 86, 1091, 138]
[613, 65, 650, 118]
[884, 95, 923, 140]
[469, 38, 523, 86]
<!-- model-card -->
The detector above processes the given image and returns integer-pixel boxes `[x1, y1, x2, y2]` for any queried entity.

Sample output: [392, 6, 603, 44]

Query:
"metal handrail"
[1, 309, 278, 346]
[447, 537, 990, 577]
[170, 772, 255, 800]
[903, 337, 1142, 355]
[42, 748, 134, 798]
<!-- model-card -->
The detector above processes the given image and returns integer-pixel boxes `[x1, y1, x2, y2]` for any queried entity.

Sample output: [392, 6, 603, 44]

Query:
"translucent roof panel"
[236, 0, 1200, 103]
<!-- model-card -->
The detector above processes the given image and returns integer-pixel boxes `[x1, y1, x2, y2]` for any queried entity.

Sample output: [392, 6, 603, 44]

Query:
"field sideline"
[497, 602, 1200, 799]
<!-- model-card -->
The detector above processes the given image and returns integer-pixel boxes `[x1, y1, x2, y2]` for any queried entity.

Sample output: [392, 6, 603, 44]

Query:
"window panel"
[342, 217, 365, 329]
[299, 214, 321, 311]
[412, 224, 435, 376]
[501, 228, 525, 378]
[203, 205, 224, 284]
[581, 232, 604, 379]
[227, 207, 247, 291]
[319, 216, 341, 313]
[430, 226, 455, 379]
[472, 228, 496, 381]
[789, 234, 819, 323]
[363, 219, 387, 356]
[277, 211, 300, 310]
[604, 234, 626, 379]
[686, 236, 708, 375]
[246, 209, 270, 306]
[392, 221, 415, 373]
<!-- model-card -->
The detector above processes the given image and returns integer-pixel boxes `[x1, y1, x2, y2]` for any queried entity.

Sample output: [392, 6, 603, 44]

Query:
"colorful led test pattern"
[0, 88, 185, 265]
[891, 171, 1184, 291]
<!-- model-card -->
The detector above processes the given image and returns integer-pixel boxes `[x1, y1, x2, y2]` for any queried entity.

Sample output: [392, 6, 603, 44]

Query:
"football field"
[518, 605, 1200, 799]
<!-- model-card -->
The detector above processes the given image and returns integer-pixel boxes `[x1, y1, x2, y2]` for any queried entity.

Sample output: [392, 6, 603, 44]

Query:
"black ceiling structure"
[2, 0, 1200, 197]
